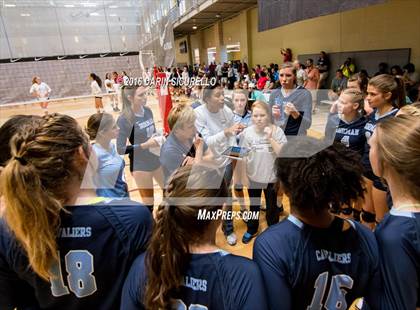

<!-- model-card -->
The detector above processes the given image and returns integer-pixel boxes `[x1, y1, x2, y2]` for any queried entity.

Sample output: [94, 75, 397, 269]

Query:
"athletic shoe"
[226, 232, 237, 246]
[242, 232, 257, 244]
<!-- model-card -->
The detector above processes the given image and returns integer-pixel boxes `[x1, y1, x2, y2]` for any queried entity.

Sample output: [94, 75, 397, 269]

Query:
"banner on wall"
[138, 5, 176, 69]
[258, 0, 387, 32]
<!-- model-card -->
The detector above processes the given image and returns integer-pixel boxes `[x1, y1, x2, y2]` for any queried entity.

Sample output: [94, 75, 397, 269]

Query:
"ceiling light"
[192, 26, 197, 30]
[74, 36, 79, 43]
[5, 4, 16, 7]
[81, 3, 97, 7]
[64, 4, 74, 7]
[89, 12, 100, 16]
[20, 13, 31, 17]
[109, 13, 117, 17]
[109, 5, 118, 8]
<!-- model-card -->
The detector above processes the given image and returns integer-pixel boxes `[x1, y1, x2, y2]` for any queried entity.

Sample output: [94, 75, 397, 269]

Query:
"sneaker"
[242, 232, 257, 244]
[226, 232, 237, 246]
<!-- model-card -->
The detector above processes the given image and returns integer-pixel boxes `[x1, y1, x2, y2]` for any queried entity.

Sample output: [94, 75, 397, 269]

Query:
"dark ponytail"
[90, 73, 102, 88]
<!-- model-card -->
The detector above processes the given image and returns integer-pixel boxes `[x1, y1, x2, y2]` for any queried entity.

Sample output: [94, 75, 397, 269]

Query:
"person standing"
[370, 115, 420, 310]
[254, 137, 380, 310]
[316, 51, 330, 89]
[240, 101, 287, 243]
[304, 59, 320, 113]
[194, 84, 246, 246]
[270, 63, 312, 136]
[89, 73, 103, 113]
[104, 73, 119, 112]
[117, 85, 164, 213]
[86, 113, 129, 198]
[29, 76, 51, 115]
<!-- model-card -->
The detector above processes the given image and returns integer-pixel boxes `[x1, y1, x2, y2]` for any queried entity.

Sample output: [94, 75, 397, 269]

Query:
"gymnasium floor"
[0, 94, 329, 258]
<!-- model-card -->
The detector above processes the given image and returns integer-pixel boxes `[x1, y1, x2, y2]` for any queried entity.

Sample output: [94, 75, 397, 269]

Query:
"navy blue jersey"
[362, 108, 398, 170]
[253, 215, 380, 310]
[116, 107, 161, 172]
[121, 251, 268, 310]
[375, 209, 420, 310]
[325, 113, 367, 157]
[0, 199, 152, 310]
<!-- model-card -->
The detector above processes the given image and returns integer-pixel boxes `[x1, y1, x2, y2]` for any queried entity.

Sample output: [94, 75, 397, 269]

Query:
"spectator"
[257, 71, 269, 90]
[328, 69, 348, 100]
[304, 59, 320, 113]
[340, 57, 356, 78]
[293, 60, 307, 86]
[390, 65, 403, 77]
[374, 62, 389, 76]
[316, 51, 330, 89]
[281, 48, 292, 63]
[403, 63, 419, 87]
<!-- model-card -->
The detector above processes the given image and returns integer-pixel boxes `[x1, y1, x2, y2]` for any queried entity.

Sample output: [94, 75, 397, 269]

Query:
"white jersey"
[29, 82, 51, 99]
[91, 80, 102, 95]
[104, 79, 114, 93]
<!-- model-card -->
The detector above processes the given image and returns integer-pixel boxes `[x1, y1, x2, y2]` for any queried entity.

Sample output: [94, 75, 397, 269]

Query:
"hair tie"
[14, 156, 28, 165]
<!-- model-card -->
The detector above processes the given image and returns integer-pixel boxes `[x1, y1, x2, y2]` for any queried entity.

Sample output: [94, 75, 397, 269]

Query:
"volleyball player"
[0, 114, 44, 309]
[86, 112, 129, 198]
[361, 74, 406, 226]
[232, 89, 252, 212]
[325, 89, 367, 219]
[117, 85, 164, 212]
[325, 89, 367, 156]
[370, 115, 420, 309]
[253, 137, 380, 309]
[29, 76, 51, 115]
[121, 165, 267, 309]
[0, 114, 152, 309]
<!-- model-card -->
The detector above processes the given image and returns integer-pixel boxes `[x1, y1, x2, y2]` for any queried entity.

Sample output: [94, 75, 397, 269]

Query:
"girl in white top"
[29, 76, 51, 114]
[240, 101, 287, 244]
[105, 73, 119, 112]
[89, 73, 103, 113]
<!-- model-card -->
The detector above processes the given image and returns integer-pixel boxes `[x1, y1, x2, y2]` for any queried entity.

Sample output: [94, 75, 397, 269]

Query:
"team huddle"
[0, 67, 419, 309]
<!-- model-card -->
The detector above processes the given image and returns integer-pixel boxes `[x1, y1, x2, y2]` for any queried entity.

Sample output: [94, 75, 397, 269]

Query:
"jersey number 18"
[50, 250, 97, 298]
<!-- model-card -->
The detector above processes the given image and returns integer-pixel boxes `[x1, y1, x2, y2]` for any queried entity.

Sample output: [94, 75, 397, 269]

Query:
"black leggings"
[246, 181, 280, 234]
